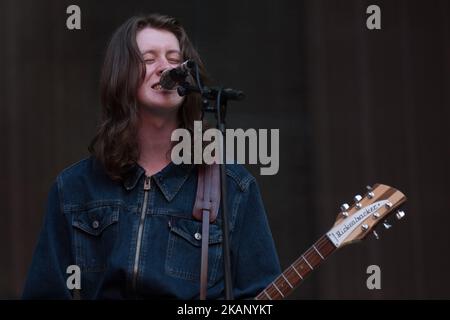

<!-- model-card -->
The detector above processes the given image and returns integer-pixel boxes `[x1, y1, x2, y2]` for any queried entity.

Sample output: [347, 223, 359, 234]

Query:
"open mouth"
[151, 83, 164, 91]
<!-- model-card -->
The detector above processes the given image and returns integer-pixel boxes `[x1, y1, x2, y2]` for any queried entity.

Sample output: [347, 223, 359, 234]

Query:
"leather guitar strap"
[193, 164, 220, 300]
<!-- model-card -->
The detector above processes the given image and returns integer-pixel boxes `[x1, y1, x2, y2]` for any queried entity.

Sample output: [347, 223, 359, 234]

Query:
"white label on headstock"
[326, 200, 388, 247]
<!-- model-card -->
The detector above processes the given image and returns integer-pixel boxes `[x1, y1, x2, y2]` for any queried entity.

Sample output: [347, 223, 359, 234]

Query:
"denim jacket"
[22, 157, 281, 299]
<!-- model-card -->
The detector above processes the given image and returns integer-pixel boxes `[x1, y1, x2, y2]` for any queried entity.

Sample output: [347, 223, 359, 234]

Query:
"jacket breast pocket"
[71, 204, 120, 272]
[165, 217, 222, 286]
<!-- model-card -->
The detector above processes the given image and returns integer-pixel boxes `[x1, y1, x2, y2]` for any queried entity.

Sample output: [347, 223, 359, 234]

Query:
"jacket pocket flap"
[72, 206, 119, 236]
[169, 218, 222, 247]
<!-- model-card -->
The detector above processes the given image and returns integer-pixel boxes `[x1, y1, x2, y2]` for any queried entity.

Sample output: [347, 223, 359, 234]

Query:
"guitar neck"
[253, 184, 407, 300]
[255, 235, 336, 300]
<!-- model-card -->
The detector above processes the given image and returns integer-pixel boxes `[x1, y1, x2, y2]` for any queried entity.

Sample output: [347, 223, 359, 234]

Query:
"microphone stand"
[177, 67, 244, 300]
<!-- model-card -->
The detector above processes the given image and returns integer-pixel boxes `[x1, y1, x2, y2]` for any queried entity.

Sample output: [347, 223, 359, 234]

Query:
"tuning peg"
[396, 210, 406, 220]
[340, 203, 350, 217]
[385, 201, 393, 209]
[354, 195, 362, 208]
[383, 220, 392, 229]
[372, 230, 380, 240]
[366, 185, 375, 199]
[361, 224, 369, 231]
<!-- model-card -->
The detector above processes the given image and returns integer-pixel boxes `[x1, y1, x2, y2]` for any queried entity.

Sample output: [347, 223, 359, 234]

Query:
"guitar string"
[264, 235, 333, 299]
[260, 188, 403, 299]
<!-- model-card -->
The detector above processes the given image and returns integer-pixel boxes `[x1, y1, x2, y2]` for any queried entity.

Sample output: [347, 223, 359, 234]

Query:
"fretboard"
[255, 235, 336, 300]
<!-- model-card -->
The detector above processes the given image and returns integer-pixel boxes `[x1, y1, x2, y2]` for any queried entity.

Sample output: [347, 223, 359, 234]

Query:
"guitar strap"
[192, 163, 220, 300]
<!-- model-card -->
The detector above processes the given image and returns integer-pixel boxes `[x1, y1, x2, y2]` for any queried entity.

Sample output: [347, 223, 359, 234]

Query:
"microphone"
[160, 60, 196, 90]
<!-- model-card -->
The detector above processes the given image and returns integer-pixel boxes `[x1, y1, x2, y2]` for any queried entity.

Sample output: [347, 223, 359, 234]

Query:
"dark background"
[0, 0, 449, 299]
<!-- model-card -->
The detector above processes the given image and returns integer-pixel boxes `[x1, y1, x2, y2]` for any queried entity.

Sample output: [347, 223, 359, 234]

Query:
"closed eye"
[168, 59, 181, 64]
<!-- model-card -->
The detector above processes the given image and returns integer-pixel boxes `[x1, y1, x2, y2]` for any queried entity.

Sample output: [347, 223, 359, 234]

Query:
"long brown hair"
[89, 13, 207, 181]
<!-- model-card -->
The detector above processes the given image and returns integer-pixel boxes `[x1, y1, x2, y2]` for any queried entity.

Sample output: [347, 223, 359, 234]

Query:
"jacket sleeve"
[22, 179, 74, 299]
[231, 178, 281, 299]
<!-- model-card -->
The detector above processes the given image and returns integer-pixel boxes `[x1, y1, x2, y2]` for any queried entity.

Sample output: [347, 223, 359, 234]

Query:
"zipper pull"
[144, 176, 151, 191]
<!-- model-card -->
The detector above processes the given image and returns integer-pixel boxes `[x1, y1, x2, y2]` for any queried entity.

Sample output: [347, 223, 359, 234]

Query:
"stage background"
[0, 0, 449, 299]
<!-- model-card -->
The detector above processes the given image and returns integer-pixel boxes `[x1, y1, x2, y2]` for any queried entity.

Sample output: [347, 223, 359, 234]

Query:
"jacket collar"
[123, 162, 194, 202]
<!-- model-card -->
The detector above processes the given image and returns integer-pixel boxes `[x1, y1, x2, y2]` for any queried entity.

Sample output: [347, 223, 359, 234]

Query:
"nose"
[156, 58, 171, 76]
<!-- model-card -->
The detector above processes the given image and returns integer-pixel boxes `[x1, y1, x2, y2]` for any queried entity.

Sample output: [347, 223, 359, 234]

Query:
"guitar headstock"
[326, 184, 407, 248]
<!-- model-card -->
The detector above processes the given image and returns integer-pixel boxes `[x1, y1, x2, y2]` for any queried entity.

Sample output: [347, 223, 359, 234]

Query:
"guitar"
[255, 183, 407, 300]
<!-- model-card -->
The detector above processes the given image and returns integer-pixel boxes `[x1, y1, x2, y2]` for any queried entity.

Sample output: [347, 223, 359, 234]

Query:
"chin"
[139, 101, 182, 114]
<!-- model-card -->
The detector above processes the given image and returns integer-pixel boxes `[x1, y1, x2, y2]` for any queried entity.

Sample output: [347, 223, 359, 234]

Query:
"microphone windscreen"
[160, 70, 177, 90]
